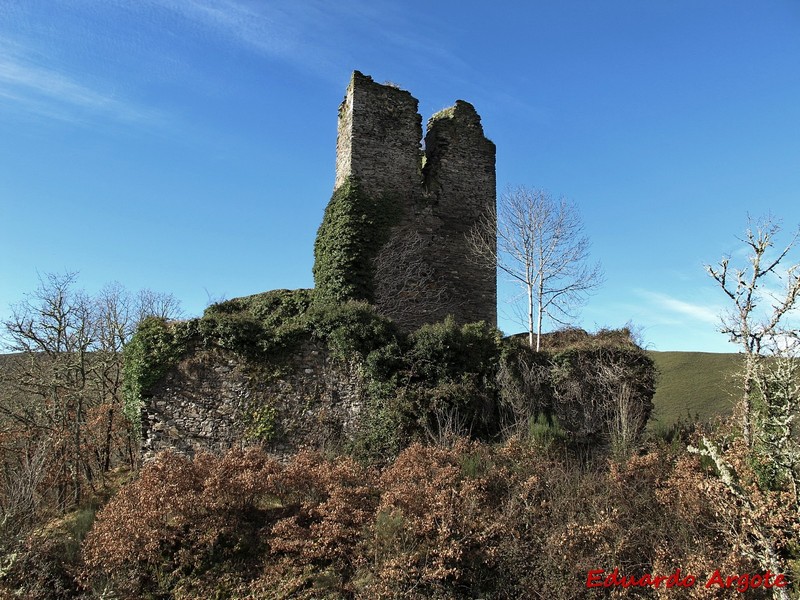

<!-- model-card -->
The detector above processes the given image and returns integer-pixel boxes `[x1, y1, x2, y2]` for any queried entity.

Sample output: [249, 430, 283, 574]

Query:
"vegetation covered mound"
[500, 327, 657, 452]
[534, 326, 640, 351]
[123, 288, 657, 462]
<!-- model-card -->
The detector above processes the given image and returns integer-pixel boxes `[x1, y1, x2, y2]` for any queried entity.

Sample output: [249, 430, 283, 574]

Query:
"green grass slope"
[647, 351, 741, 430]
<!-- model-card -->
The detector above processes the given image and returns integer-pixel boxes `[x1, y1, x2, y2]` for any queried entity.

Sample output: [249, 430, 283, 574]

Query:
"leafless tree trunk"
[468, 186, 603, 350]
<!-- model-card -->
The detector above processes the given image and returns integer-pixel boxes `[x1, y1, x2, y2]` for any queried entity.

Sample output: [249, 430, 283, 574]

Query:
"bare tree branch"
[374, 228, 462, 328]
[468, 186, 603, 349]
[1, 273, 183, 517]
[705, 215, 800, 444]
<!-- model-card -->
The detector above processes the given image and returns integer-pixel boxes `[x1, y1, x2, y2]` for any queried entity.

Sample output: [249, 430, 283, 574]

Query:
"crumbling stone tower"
[315, 71, 496, 330]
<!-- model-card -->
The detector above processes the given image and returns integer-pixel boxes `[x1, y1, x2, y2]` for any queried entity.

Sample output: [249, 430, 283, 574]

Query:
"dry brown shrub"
[77, 437, 786, 599]
[266, 452, 377, 569]
[183, 450, 379, 598]
[82, 450, 202, 573]
[355, 441, 510, 598]
[81, 447, 283, 596]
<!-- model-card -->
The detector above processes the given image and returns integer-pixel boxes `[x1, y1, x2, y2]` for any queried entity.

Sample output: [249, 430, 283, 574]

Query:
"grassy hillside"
[647, 350, 741, 430]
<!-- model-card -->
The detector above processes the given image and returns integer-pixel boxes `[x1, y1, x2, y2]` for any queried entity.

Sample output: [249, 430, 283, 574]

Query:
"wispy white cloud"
[163, 0, 296, 55]
[142, 0, 473, 85]
[142, 0, 351, 81]
[0, 38, 156, 125]
[636, 290, 721, 325]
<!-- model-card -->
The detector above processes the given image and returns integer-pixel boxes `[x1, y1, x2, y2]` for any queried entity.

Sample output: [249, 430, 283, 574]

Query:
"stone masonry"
[335, 71, 497, 330]
[141, 343, 367, 461]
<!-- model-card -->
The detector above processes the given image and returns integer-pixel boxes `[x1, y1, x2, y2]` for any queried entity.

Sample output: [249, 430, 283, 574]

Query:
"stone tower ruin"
[321, 71, 496, 330]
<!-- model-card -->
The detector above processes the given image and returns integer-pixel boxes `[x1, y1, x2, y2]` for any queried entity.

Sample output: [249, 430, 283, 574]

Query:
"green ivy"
[205, 288, 314, 329]
[312, 176, 402, 304]
[406, 318, 501, 385]
[244, 401, 278, 442]
[303, 299, 397, 361]
[122, 317, 195, 436]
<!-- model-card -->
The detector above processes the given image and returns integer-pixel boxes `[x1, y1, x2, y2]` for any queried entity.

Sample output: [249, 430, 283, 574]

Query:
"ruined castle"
[319, 71, 496, 330]
[139, 72, 498, 459]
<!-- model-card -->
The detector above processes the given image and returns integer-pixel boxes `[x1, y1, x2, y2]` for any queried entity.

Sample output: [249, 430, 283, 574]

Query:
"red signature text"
[586, 568, 787, 593]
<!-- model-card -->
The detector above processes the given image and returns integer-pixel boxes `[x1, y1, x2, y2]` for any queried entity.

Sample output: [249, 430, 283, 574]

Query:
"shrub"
[205, 288, 314, 327]
[406, 318, 501, 383]
[81, 448, 282, 597]
[350, 318, 503, 461]
[303, 299, 397, 361]
[499, 328, 656, 454]
[79, 435, 782, 600]
[526, 413, 567, 448]
[81, 448, 376, 599]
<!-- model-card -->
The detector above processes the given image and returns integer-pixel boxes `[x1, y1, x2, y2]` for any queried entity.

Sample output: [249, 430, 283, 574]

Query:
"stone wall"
[141, 342, 366, 461]
[335, 72, 422, 200]
[422, 101, 498, 325]
[333, 71, 497, 330]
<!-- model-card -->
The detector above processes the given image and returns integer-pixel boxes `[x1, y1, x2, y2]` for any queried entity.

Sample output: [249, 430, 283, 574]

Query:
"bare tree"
[691, 216, 800, 600]
[469, 186, 602, 350]
[374, 228, 460, 328]
[705, 215, 800, 445]
[0, 436, 51, 540]
[3, 272, 94, 507]
[136, 288, 184, 324]
[0, 273, 181, 516]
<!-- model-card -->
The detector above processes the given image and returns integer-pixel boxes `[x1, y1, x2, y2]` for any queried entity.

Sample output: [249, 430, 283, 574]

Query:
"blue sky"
[1, 1, 799, 352]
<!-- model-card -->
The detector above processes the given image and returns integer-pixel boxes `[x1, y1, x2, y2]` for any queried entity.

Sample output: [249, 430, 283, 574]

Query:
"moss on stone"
[428, 100, 479, 124]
